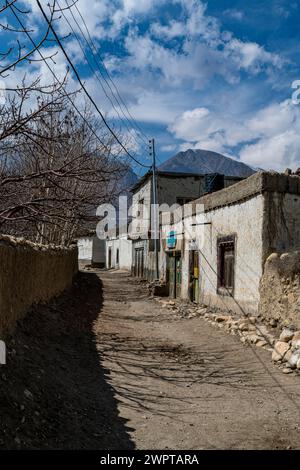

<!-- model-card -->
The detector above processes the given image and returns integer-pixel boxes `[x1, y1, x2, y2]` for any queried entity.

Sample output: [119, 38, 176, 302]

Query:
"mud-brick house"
[130, 171, 242, 280]
[160, 171, 300, 316]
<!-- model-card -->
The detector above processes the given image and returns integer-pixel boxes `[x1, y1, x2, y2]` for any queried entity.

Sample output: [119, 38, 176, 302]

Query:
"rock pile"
[272, 329, 300, 370]
[155, 298, 300, 374]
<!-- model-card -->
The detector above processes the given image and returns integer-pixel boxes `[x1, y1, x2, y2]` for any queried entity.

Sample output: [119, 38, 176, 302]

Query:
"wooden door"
[189, 251, 199, 302]
[175, 253, 182, 298]
[135, 248, 144, 278]
[167, 254, 175, 298]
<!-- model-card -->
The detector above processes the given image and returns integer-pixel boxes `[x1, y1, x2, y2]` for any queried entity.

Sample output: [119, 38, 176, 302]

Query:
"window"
[116, 248, 119, 265]
[217, 236, 235, 295]
[138, 198, 144, 218]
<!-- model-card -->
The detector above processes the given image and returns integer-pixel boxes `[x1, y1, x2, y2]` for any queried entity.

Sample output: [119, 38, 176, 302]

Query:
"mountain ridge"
[158, 149, 255, 177]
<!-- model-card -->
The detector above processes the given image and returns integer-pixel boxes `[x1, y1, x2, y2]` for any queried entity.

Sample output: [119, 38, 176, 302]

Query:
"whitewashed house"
[106, 231, 132, 271]
[160, 172, 300, 315]
[129, 171, 242, 280]
[77, 235, 106, 267]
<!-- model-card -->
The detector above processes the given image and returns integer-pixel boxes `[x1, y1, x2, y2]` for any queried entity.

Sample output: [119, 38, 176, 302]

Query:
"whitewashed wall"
[78, 237, 105, 265]
[78, 237, 93, 261]
[106, 236, 132, 271]
[160, 194, 265, 314]
[196, 195, 264, 314]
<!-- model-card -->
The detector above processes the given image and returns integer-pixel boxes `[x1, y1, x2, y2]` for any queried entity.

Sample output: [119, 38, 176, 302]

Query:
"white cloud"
[151, 21, 185, 39]
[169, 100, 300, 171]
[160, 144, 177, 152]
[224, 9, 244, 21]
[118, 0, 284, 93]
[224, 39, 284, 74]
[13, 0, 293, 173]
[239, 131, 300, 170]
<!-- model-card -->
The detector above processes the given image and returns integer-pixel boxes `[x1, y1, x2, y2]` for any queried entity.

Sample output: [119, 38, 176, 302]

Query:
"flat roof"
[190, 171, 300, 213]
[131, 170, 243, 193]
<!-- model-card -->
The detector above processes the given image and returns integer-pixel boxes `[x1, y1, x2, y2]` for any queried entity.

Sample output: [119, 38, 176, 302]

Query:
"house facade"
[77, 235, 106, 267]
[130, 171, 243, 280]
[160, 172, 300, 315]
[106, 232, 132, 271]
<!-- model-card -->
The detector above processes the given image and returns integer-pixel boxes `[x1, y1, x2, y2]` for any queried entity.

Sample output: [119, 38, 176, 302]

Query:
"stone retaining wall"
[0, 235, 78, 337]
[260, 251, 300, 329]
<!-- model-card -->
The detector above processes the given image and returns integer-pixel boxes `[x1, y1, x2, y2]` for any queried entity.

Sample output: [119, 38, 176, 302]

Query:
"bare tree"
[0, 0, 69, 78]
[0, 1, 135, 245]
[0, 85, 130, 245]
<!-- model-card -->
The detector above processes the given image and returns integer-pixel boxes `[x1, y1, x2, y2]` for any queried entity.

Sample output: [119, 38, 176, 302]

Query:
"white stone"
[245, 334, 261, 344]
[291, 339, 300, 349]
[279, 328, 295, 343]
[272, 341, 290, 362]
[287, 350, 300, 369]
[256, 340, 268, 348]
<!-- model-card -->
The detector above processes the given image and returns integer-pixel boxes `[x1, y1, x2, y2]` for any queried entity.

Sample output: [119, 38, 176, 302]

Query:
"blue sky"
[3, 1, 300, 173]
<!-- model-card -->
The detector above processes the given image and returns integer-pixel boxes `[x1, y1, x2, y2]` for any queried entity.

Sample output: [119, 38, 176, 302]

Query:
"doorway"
[134, 248, 144, 278]
[167, 252, 182, 299]
[189, 251, 199, 302]
[108, 248, 112, 269]
[116, 248, 119, 268]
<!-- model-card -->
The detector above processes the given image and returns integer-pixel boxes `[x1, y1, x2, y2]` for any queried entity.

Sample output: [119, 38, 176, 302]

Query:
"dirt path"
[1, 267, 300, 449]
[95, 270, 300, 450]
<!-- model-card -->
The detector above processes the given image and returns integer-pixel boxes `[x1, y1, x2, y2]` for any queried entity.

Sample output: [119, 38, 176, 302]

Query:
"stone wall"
[260, 251, 300, 328]
[0, 235, 78, 337]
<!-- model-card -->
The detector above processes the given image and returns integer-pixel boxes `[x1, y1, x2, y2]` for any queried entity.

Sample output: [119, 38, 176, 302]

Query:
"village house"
[106, 230, 132, 271]
[77, 233, 106, 267]
[129, 170, 243, 280]
[159, 171, 300, 316]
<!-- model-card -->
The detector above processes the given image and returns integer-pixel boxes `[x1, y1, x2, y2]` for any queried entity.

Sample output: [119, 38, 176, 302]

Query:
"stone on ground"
[279, 328, 295, 343]
[272, 341, 290, 362]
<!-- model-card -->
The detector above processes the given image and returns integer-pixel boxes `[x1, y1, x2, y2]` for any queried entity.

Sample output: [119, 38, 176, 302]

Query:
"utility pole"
[149, 138, 159, 280]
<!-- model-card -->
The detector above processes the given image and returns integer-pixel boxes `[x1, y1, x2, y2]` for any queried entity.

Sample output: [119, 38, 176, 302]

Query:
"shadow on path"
[0, 271, 135, 450]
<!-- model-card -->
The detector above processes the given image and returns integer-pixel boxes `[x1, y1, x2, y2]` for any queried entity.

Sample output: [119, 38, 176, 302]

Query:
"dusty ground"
[1, 267, 300, 449]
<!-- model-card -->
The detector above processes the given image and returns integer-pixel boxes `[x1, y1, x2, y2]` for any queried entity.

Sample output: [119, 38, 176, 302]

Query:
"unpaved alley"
[1, 267, 300, 450]
[95, 270, 300, 450]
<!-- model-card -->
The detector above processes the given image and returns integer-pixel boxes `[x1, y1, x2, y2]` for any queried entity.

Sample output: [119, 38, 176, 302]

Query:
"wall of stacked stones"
[0, 235, 78, 337]
[260, 251, 300, 329]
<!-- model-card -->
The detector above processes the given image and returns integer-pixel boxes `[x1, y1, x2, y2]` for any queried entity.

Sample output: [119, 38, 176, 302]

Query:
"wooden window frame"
[217, 235, 236, 297]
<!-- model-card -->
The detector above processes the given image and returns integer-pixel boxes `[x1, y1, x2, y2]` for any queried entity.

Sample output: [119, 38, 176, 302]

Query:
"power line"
[57, 0, 148, 153]
[8, 3, 149, 171]
[35, 0, 150, 169]
[68, 0, 150, 145]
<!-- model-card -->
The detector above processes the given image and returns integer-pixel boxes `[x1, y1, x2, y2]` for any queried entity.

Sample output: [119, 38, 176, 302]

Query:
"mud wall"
[260, 251, 300, 328]
[0, 235, 78, 337]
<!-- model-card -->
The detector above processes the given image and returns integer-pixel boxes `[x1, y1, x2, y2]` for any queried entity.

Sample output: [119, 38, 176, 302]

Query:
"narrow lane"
[94, 269, 300, 450]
